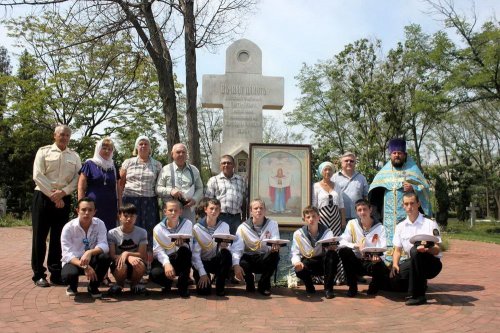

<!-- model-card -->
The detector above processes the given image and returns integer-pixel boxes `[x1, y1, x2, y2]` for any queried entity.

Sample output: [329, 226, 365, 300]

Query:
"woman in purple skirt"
[78, 138, 119, 231]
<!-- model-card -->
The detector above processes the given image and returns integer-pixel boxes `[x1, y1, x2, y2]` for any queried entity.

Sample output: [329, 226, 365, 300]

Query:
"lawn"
[443, 218, 500, 245]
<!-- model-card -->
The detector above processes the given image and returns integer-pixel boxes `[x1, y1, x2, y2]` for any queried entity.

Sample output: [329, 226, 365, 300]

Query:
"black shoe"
[367, 283, 379, 295]
[346, 289, 358, 298]
[305, 285, 316, 294]
[34, 278, 50, 288]
[405, 296, 427, 306]
[87, 285, 102, 298]
[179, 289, 190, 298]
[50, 276, 64, 285]
[66, 286, 77, 296]
[325, 289, 335, 299]
[258, 288, 271, 296]
[245, 283, 256, 292]
[216, 289, 226, 297]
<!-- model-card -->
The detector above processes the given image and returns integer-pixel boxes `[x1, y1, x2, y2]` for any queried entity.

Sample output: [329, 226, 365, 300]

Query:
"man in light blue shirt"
[332, 152, 369, 223]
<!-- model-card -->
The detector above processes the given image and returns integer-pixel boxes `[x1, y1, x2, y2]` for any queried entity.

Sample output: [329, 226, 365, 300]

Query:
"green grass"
[0, 213, 31, 227]
[443, 218, 500, 245]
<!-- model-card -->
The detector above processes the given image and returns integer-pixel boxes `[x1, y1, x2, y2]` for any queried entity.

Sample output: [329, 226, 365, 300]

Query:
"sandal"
[131, 284, 148, 295]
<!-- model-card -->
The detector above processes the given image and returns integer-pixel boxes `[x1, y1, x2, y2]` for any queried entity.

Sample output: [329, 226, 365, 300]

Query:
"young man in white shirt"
[192, 198, 232, 296]
[149, 199, 193, 298]
[232, 199, 281, 296]
[390, 192, 442, 305]
[60, 197, 110, 298]
[339, 199, 387, 297]
[291, 206, 338, 299]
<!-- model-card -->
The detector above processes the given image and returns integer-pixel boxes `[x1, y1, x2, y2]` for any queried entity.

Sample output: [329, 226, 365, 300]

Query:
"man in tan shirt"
[32, 125, 81, 287]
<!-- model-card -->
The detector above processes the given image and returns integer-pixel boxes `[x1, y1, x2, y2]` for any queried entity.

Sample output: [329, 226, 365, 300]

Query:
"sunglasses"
[83, 238, 90, 251]
[328, 194, 333, 206]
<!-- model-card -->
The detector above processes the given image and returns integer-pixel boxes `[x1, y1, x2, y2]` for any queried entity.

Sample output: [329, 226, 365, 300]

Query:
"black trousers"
[61, 253, 111, 290]
[390, 246, 442, 297]
[339, 247, 388, 291]
[193, 248, 232, 295]
[150, 246, 192, 293]
[239, 251, 280, 290]
[295, 250, 338, 290]
[219, 213, 241, 235]
[31, 190, 71, 281]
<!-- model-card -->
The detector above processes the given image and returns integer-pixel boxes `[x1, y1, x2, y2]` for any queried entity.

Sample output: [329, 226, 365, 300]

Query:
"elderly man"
[332, 152, 369, 223]
[31, 124, 81, 287]
[156, 143, 203, 223]
[205, 155, 246, 234]
[368, 138, 431, 263]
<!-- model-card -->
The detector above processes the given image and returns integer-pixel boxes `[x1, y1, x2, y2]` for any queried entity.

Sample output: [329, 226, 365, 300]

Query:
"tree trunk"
[133, 3, 180, 158]
[182, 0, 201, 170]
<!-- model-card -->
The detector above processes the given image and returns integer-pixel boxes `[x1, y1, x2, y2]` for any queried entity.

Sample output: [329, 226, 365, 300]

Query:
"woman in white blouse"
[312, 161, 346, 283]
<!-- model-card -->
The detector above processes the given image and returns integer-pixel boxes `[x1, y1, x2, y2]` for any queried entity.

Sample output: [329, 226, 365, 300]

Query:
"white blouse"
[312, 182, 344, 210]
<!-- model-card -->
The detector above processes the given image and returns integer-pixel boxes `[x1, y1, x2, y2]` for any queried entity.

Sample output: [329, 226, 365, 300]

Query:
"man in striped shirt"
[205, 155, 247, 234]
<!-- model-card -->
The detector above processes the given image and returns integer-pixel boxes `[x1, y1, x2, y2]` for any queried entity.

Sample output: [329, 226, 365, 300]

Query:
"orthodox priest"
[368, 138, 431, 263]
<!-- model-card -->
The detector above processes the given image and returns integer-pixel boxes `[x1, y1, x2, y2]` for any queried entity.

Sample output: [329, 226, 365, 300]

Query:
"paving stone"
[0, 227, 499, 332]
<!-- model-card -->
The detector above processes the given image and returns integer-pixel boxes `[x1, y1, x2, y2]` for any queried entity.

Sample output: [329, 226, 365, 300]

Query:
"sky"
[0, 0, 498, 140]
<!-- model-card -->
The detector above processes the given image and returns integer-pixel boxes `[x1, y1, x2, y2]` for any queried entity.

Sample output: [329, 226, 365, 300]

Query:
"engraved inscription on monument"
[202, 38, 285, 172]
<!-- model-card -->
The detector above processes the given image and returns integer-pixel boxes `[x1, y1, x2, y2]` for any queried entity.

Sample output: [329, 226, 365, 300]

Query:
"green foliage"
[444, 219, 500, 244]
[0, 213, 31, 227]
[289, 29, 451, 174]
[4, 12, 161, 139]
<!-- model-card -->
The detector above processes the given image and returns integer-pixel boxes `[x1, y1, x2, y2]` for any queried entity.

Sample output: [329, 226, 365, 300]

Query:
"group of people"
[31, 125, 441, 306]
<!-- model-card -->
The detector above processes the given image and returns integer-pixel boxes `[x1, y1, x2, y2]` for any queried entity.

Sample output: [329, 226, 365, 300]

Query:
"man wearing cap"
[332, 152, 369, 223]
[388, 192, 442, 305]
[156, 143, 203, 223]
[31, 124, 82, 287]
[368, 138, 431, 263]
[205, 154, 246, 235]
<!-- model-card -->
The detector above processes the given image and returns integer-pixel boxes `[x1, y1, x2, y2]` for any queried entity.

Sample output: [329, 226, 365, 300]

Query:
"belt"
[221, 212, 241, 217]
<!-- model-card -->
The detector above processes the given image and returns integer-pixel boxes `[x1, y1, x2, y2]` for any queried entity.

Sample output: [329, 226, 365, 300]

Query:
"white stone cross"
[202, 39, 284, 167]
[466, 201, 479, 227]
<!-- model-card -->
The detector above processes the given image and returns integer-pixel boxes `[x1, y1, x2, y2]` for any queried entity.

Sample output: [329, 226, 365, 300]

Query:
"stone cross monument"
[202, 38, 284, 174]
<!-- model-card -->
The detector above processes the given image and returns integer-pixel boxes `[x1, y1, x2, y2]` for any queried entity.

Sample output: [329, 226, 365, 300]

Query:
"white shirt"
[340, 218, 387, 258]
[393, 213, 442, 259]
[192, 220, 231, 276]
[33, 143, 81, 197]
[152, 218, 193, 266]
[61, 217, 109, 266]
[290, 225, 334, 265]
[231, 218, 280, 266]
[312, 182, 344, 209]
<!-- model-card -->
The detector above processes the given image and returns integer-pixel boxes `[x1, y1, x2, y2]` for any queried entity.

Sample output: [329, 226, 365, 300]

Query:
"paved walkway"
[0, 227, 499, 333]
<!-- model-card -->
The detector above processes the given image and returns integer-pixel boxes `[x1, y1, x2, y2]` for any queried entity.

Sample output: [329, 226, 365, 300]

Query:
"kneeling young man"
[291, 205, 339, 299]
[339, 199, 388, 297]
[149, 199, 193, 298]
[389, 192, 442, 305]
[192, 198, 232, 296]
[107, 203, 148, 295]
[232, 199, 281, 296]
[61, 197, 111, 298]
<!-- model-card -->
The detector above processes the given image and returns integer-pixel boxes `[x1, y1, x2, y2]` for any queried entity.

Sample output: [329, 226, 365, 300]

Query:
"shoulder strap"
[169, 163, 175, 188]
[170, 163, 195, 188]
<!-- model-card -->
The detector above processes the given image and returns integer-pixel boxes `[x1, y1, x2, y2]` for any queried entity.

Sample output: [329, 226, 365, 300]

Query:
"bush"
[0, 213, 31, 227]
